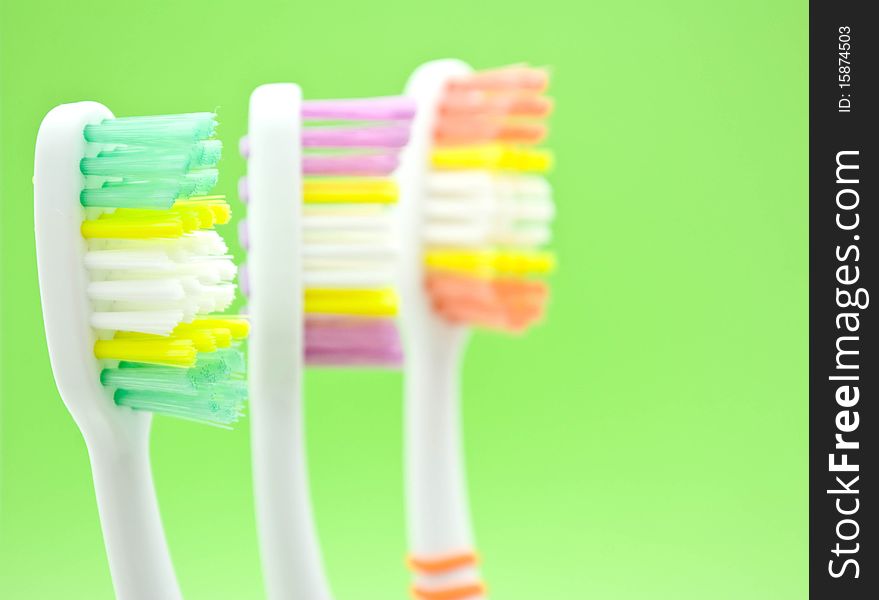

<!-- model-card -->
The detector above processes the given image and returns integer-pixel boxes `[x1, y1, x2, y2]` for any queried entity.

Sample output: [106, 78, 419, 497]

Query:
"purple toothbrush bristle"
[303, 153, 400, 176]
[239, 136, 250, 158]
[238, 176, 249, 203]
[304, 317, 403, 366]
[302, 97, 417, 121]
[305, 348, 403, 367]
[238, 219, 249, 250]
[304, 317, 400, 348]
[302, 125, 411, 148]
[239, 262, 250, 297]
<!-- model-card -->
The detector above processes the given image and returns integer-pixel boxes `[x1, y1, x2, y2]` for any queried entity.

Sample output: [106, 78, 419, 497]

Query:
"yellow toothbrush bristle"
[94, 338, 198, 368]
[425, 249, 556, 277]
[208, 203, 232, 224]
[112, 317, 249, 352]
[171, 326, 218, 352]
[172, 203, 215, 229]
[303, 179, 399, 204]
[187, 317, 250, 340]
[82, 197, 232, 239]
[81, 216, 185, 239]
[100, 314, 249, 365]
[304, 288, 398, 317]
[172, 196, 232, 227]
[205, 328, 232, 348]
[185, 196, 233, 225]
[431, 144, 552, 173]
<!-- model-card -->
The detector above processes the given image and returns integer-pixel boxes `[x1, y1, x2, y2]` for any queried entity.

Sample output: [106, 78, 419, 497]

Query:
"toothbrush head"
[240, 94, 416, 367]
[404, 63, 556, 333]
[428, 66, 554, 333]
[35, 105, 247, 430]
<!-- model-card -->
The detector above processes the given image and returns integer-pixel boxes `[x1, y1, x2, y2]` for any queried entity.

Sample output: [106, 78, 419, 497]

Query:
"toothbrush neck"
[404, 321, 473, 547]
[86, 422, 181, 600]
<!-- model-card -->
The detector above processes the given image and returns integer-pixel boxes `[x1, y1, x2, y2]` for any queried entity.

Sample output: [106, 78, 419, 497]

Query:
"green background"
[0, 0, 807, 598]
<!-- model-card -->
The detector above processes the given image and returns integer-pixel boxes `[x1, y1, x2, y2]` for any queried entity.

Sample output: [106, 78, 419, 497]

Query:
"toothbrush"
[239, 84, 415, 600]
[34, 103, 247, 600]
[397, 61, 555, 600]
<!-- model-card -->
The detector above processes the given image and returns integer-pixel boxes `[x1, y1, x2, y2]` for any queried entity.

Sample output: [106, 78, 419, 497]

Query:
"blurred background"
[0, 0, 806, 598]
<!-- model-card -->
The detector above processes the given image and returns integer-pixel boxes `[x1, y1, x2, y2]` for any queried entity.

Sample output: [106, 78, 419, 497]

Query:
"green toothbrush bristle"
[192, 140, 223, 168]
[185, 348, 245, 382]
[113, 388, 245, 426]
[80, 180, 184, 209]
[80, 141, 222, 178]
[81, 149, 187, 177]
[181, 169, 219, 196]
[83, 112, 217, 145]
[80, 112, 220, 209]
[102, 348, 246, 427]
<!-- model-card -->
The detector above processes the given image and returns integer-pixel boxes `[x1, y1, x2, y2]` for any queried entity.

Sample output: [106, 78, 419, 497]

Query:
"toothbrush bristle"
[445, 66, 549, 93]
[425, 66, 555, 332]
[301, 96, 416, 121]
[302, 153, 400, 177]
[240, 96, 415, 367]
[304, 317, 402, 366]
[81, 112, 247, 426]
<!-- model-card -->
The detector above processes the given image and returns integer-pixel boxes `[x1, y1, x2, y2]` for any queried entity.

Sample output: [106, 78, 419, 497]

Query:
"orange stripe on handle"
[408, 552, 479, 574]
[412, 582, 486, 600]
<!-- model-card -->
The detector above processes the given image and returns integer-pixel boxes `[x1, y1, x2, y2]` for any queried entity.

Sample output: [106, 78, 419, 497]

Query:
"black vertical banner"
[810, 1, 876, 597]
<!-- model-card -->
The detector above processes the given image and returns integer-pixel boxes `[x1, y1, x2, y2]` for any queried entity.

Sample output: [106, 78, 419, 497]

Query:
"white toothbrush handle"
[34, 101, 181, 600]
[398, 58, 487, 598]
[87, 432, 181, 600]
[405, 328, 486, 598]
[247, 83, 333, 600]
[250, 386, 332, 600]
